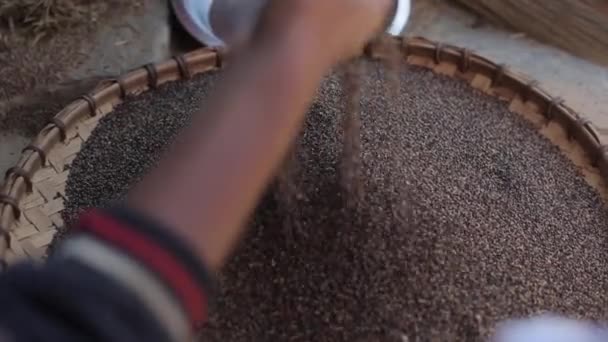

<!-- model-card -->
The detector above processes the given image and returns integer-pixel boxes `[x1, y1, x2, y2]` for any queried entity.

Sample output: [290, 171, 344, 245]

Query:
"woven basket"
[1, 36, 607, 267]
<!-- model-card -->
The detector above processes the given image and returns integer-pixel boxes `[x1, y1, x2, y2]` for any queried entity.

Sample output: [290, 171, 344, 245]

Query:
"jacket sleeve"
[0, 206, 213, 342]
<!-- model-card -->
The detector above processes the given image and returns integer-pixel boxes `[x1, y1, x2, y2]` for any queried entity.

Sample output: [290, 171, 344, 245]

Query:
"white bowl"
[171, 0, 224, 47]
[171, 0, 411, 48]
[387, 0, 411, 36]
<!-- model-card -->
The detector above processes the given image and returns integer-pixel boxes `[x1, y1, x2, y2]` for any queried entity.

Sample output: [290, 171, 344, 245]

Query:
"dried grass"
[0, 0, 115, 43]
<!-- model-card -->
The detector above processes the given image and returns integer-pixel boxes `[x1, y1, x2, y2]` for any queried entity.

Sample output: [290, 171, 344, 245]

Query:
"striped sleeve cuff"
[56, 207, 213, 339]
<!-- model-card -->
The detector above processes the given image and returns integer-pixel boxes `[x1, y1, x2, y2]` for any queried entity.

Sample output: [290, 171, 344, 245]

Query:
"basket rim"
[1, 36, 607, 263]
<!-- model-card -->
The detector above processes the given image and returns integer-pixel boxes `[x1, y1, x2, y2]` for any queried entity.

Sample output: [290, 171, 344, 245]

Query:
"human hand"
[252, 0, 394, 66]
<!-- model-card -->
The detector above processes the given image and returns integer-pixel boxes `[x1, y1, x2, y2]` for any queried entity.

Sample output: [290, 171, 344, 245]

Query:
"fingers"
[249, 0, 399, 65]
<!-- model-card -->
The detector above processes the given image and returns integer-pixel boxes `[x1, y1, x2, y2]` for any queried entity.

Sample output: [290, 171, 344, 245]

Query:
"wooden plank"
[455, 0, 608, 66]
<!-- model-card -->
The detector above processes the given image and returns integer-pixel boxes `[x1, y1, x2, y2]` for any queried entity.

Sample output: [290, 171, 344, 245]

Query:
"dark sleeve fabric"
[0, 207, 212, 342]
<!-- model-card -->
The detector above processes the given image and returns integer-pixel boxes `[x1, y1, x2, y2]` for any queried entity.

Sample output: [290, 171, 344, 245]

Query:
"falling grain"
[63, 53, 608, 341]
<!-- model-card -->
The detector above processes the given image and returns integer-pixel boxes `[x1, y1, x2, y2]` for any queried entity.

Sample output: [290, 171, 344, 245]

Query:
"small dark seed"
[62, 41, 608, 342]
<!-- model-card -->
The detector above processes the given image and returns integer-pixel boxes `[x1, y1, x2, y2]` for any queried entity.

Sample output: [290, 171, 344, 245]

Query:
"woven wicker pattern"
[4, 103, 111, 263]
[1, 37, 607, 267]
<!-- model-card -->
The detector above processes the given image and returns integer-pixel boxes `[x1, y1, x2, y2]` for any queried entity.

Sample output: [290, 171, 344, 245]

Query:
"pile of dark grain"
[63, 57, 608, 341]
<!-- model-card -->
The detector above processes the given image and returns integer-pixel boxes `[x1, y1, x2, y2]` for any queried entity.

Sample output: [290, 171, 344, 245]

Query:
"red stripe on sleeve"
[78, 210, 206, 326]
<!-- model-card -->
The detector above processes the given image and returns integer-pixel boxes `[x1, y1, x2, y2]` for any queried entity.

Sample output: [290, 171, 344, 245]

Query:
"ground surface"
[408, 0, 608, 137]
[0, 0, 171, 174]
[0, 0, 607, 178]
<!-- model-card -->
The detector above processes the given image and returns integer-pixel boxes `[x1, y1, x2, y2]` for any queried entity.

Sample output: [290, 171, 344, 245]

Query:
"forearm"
[128, 40, 328, 270]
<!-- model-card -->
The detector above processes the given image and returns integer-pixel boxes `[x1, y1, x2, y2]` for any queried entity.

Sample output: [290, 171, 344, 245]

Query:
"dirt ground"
[0, 0, 171, 173]
[0, 0, 607, 176]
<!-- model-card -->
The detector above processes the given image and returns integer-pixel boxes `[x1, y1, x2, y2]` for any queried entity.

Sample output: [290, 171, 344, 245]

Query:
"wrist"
[250, 23, 336, 73]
